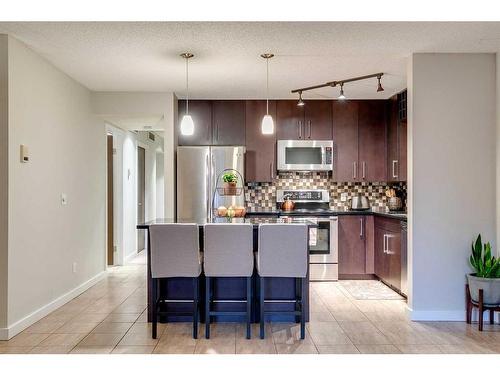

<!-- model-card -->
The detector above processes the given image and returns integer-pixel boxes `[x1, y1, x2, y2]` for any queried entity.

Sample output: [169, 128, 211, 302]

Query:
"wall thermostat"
[20, 144, 29, 163]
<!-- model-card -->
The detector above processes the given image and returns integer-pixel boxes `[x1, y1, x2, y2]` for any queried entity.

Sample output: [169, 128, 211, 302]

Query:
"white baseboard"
[0, 271, 107, 340]
[410, 309, 466, 321]
[124, 251, 139, 264]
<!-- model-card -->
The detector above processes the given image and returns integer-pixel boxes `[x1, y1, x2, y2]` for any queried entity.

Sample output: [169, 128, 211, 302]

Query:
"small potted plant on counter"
[467, 234, 500, 306]
[222, 171, 238, 195]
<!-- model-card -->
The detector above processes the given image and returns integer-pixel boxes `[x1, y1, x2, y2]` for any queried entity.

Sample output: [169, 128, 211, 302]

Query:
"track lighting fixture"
[291, 72, 385, 99]
[377, 74, 384, 92]
[338, 83, 346, 100]
[297, 91, 305, 107]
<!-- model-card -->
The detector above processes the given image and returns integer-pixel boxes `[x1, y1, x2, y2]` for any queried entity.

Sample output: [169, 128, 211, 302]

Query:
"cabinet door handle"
[307, 120, 312, 139]
[362, 161, 366, 179]
[386, 234, 395, 255]
[383, 234, 387, 254]
[392, 160, 398, 178]
[298, 121, 302, 139]
[353, 162, 357, 179]
[360, 218, 364, 238]
[270, 162, 274, 180]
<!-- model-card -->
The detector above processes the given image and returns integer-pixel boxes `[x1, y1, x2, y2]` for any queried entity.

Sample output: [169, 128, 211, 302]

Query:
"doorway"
[137, 146, 146, 253]
[106, 134, 114, 265]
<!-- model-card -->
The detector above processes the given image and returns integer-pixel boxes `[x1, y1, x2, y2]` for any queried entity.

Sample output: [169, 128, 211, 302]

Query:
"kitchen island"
[137, 217, 316, 323]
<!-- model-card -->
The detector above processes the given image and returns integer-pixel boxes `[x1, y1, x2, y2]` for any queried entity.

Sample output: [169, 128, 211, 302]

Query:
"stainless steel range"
[277, 189, 338, 281]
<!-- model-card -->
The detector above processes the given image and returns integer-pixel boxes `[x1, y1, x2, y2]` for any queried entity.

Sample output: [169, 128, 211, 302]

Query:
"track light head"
[377, 75, 384, 92]
[338, 83, 346, 100]
[297, 91, 305, 107]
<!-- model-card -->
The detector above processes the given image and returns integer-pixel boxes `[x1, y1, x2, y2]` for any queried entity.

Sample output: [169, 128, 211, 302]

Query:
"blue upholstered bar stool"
[204, 223, 254, 339]
[149, 224, 202, 339]
[257, 224, 308, 340]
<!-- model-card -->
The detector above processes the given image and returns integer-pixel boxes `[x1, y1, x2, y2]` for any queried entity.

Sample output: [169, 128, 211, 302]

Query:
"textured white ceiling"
[1, 22, 500, 99]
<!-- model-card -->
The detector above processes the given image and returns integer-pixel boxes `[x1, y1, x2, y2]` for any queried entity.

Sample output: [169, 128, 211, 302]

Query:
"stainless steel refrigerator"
[176, 146, 245, 221]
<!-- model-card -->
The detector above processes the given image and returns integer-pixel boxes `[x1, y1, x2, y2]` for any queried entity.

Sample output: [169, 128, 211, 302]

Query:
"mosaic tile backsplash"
[245, 172, 407, 211]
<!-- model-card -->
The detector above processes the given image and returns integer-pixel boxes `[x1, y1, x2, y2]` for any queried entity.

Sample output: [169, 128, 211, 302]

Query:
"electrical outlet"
[72, 262, 77, 273]
[61, 193, 68, 205]
[340, 192, 348, 202]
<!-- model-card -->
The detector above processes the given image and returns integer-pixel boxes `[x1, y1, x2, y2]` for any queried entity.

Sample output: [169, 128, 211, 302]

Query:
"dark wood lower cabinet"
[338, 216, 366, 276]
[374, 217, 402, 291]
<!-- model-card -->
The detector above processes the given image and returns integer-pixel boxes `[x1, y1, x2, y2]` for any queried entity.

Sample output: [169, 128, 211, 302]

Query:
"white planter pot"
[467, 274, 500, 305]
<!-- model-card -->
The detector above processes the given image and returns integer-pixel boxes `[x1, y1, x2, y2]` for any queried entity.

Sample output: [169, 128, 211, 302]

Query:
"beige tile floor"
[1, 251, 499, 354]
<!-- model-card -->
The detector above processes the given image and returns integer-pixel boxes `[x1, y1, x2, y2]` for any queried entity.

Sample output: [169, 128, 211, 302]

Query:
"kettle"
[350, 194, 370, 211]
[281, 195, 295, 211]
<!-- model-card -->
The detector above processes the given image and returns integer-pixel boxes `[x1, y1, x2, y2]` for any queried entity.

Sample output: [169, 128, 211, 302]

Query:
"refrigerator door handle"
[210, 153, 215, 219]
[206, 154, 210, 220]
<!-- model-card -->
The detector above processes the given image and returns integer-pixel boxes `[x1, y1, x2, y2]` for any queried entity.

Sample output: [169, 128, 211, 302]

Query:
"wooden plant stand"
[466, 284, 500, 331]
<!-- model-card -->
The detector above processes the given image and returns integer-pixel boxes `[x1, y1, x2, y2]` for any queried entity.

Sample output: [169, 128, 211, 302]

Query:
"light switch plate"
[340, 192, 348, 202]
[61, 193, 68, 205]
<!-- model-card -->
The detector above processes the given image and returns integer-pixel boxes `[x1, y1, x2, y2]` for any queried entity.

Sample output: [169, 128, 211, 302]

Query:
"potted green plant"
[467, 234, 500, 305]
[222, 171, 238, 195]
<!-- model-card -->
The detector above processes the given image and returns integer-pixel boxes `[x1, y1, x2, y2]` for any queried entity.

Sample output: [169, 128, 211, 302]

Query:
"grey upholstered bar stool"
[257, 224, 308, 340]
[149, 223, 202, 339]
[204, 223, 254, 339]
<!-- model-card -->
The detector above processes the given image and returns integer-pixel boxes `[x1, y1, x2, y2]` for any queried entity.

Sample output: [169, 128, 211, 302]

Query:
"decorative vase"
[467, 274, 500, 305]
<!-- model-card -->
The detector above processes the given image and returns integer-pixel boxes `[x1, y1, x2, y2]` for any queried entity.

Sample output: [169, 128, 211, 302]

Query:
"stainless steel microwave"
[277, 140, 333, 171]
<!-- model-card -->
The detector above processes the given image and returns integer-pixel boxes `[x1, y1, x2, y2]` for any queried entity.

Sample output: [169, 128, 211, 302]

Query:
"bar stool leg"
[490, 310, 494, 325]
[479, 289, 484, 331]
[205, 277, 211, 339]
[152, 278, 158, 339]
[246, 276, 251, 339]
[193, 277, 199, 339]
[300, 277, 306, 340]
[260, 277, 265, 339]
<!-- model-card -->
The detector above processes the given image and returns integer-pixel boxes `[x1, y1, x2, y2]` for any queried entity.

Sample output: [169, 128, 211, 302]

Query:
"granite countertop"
[245, 207, 407, 221]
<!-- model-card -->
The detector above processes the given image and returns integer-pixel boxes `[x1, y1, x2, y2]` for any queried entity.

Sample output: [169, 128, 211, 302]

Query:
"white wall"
[408, 53, 496, 320]
[0, 35, 8, 330]
[497, 53, 500, 255]
[2, 36, 106, 338]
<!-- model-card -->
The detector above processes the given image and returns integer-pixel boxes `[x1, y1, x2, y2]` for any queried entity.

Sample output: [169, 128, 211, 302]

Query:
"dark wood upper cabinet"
[212, 100, 246, 145]
[178, 100, 212, 146]
[245, 100, 277, 182]
[332, 101, 359, 182]
[357, 100, 387, 182]
[399, 120, 407, 181]
[277, 100, 332, 140]
[387, 96, 399, 182]
[304, 100, 333, 140]
[338, 215, 366, 276]
[277, 100, 304, 140]
[387, 94, 407, 182]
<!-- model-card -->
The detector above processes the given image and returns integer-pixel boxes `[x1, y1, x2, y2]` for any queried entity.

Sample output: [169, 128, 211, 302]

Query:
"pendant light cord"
[266, 57, 269, 115]
[185, 57, 189, 115]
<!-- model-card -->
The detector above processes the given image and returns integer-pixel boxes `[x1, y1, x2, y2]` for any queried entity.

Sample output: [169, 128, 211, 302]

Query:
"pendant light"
[261, 53, 275, 135]
[297, 91, 305, 107]
[376, 74, 384, 92]
[180, 52, 194, 136]
[338, 82, 346, 100]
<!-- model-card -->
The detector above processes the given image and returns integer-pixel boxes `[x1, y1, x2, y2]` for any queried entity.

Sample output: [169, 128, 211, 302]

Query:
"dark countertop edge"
[137, 219, 318, 229]
[245, 210, 407, 221]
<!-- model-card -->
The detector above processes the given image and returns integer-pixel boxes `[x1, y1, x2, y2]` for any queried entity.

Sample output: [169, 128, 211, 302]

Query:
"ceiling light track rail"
[291, 72, 384, 94]
[291, 72, 384, 102]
